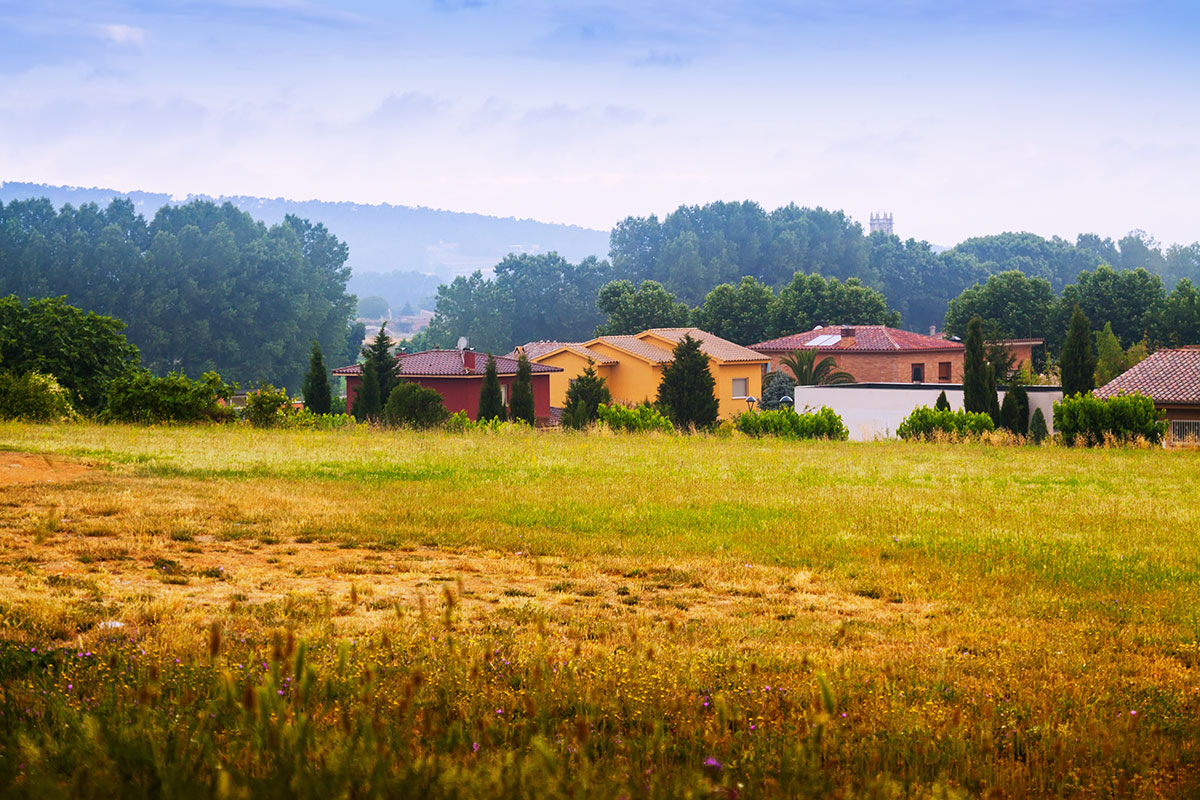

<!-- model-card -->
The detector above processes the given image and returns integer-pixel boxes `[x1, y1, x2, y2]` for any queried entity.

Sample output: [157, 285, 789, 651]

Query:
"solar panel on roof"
[808, 334, 842, 347]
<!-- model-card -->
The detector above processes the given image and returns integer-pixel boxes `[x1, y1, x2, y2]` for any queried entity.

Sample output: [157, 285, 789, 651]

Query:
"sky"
[1, 0, 1199, 247]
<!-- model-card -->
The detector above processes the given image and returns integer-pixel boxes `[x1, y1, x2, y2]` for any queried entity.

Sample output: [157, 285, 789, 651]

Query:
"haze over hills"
[0, 182, 611, 309]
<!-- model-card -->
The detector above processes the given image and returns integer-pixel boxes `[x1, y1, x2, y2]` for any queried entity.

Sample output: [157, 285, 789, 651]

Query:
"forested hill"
[0, 182, 609, 277]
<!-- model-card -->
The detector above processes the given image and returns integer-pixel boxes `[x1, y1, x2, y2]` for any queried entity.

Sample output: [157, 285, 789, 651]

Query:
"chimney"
[462, 349, 476, 372]
[840, 326, 855, 338]
[929, 325, 937, 337]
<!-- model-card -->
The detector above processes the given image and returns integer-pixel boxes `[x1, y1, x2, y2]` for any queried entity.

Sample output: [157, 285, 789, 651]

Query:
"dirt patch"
[0, 452, 90, 485]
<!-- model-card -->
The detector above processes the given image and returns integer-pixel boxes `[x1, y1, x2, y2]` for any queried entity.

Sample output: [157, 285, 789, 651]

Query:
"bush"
[896, 406, 996, 440]
[730, 407, 848, 440]
[0, 371, 78, 422]
[104, 370, 235, 424]
[597, 403, 674, 433]
[1029, 407, 1049, 443]
[444, 410, 531, 434]
[382, 382, 449, 429]
[277, 409, 355, 430]
[1053, 392, 1166, 446]
[244, 384, 293, 428]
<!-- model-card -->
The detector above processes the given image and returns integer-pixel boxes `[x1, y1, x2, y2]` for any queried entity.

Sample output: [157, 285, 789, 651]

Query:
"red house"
[332, 350, 562, 423]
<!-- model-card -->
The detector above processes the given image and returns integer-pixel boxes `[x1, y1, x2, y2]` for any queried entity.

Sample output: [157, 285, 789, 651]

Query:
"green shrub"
[382, 382, 449, 429]
[1029, 407, 1049, 443]
[597, 402, 674, 433]
[277, 409, 355, 430]
[104, 370, 234, 424]
[730, 407, 848, 440]
[0, 371, 77, 422]
[244, 384, 293, 428]
[444, 410, 530, 434]
[1053, 392, 1166, 446]
[896, 406, 996, 440]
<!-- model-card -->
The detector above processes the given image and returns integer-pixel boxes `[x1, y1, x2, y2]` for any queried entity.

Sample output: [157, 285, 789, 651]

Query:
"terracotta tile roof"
[1094, 348, 1200, 404]
[509, 341, 618, 365]
[639, 328, 770, 363]
[751, 325, 964, 353]
[332, 350, 561, 377]
[590, 335, 676, 363]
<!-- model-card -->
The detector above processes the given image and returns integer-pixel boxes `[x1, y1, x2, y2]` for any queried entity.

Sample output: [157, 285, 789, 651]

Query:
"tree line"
[0, 198, 357, 391]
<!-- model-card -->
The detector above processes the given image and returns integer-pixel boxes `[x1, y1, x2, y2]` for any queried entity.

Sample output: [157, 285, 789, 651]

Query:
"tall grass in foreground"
[1, 422, 1200, 796]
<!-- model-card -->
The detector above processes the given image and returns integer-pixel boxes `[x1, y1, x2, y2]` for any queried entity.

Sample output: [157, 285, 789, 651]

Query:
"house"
[512, 328, 770, 419]
[793, 383, 1062, 441]
[751, 325, 1042, 384]
[332, 350, 562, 423]
[1094, 348, 1200, 442]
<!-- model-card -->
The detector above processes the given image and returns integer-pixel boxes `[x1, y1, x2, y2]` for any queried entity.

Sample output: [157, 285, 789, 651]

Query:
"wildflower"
[703, 757, 722, 773]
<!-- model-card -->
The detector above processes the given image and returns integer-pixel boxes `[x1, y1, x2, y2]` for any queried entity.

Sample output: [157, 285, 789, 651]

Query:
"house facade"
[1094, 348, 1200, 442]
[751, 326, 1043, 384]
[333, 350, 561, 423]
[512, 327, 769, 419]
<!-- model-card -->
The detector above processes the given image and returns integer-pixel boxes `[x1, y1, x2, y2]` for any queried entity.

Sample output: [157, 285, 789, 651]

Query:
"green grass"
[1, 422, 1199, 797]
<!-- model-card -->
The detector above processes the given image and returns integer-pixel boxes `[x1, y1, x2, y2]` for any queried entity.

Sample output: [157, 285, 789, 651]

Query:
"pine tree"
[1029, 407, 1049, 443]
[963, 316, 992, 415]
[561, 361, 612, 429]
[361, 324, 398, 407]
[477, 354, 507, 422]
[999, 390, 1019, 432]
[354, 365, 381, 421]
[656, 334, 719, 431]
[934, 390, 951, 412]
[302, 340, 332, 415]
[986, 363, 1001, 424]
[510, 354, 535, 425]
[1060, 305, 1097, 397]
[1009, 381, 1030, 435]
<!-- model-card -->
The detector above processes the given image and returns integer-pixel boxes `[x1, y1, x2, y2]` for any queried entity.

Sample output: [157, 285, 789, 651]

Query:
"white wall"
[792, 384, 1062, 441]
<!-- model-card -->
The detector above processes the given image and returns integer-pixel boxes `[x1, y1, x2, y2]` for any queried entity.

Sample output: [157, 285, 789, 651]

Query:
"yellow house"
[511, 327, 769, 419]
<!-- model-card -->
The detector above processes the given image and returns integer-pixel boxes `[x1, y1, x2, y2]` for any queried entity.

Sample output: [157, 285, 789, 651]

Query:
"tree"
[761, 371, 798, 409]
[382, 381, 449, 428]
[1009, 382, 1030, 435]
[935, 390, 951, 412]
[561, 360, 612, 429]
[509, 354, 535, 425]
[1060, 305, 1097, 397]
[494, 252, 612, 344]
[0, 295, 140, 413]
[357, 296, 390, 319]
[1163, 278, 1200, 346]
[595, 280, 690, 335]
[999, 390, 1020, 433]
[655, 334, 718, 430]
[302, 341, 332, 415]
[1058, 264, 1166, 348]
[360, 324, 398, 408]
[477, 355, 507, 422]
[353, 366, 382, 421]
[767, 273, 899, 340]
[1029, 407, 1049, 443]
[779, 348, 855, 385]
[944, 271, 1058, 344]
[418, 271, 515, 354]
[690, 276, 775, 345]
[1094, 322, 1146, 386]
[962, 317, 993, 415]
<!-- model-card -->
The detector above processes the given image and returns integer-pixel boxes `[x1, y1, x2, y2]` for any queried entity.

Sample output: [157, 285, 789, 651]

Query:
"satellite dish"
[456, 336, 469, 350]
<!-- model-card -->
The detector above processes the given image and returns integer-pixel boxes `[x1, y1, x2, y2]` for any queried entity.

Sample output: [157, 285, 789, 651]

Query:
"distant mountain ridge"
[0, 182, 611, 279]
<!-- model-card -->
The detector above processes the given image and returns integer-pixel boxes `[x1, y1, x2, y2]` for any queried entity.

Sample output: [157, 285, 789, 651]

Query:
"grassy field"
[1, 422, 1198, 797]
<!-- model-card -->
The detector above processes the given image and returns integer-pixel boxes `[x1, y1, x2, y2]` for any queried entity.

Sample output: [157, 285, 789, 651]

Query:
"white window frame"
[731, 377, 749, 399]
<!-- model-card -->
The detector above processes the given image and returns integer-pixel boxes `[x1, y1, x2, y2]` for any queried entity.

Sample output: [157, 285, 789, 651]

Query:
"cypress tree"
[477, 354, 507, 422]
[1060, 305, 1097, 397]
[963, 317, 991, 415]
[986, 364, 1001, 424]
[562, 360, 612, 429]
[361, 324, 398, 407]
[354, 365, 381, 421]
[934, 390, 951, 412]
[1029, 407, 1049, 443]
[1010, 382, 1030, 435]
[656, 334, 719, 431]
[999, 390, 1019, 432]
[302, 340, 332, 415]
[509, 354, 536, 425]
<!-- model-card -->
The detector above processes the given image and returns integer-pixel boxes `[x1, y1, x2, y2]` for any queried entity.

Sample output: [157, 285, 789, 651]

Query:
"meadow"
[1, 421, 1198, 798]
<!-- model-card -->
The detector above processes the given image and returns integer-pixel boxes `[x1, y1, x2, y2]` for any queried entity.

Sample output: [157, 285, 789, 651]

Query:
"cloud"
[368, 92, 450, 126]
[633, 50, 690, 69]
[98, 24, 147, 46]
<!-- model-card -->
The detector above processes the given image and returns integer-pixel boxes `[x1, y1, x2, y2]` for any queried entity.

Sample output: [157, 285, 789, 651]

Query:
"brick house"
[751, 325, 967, 383]
[333, 350, 561, 423]
[1094, 348, 1200, 442]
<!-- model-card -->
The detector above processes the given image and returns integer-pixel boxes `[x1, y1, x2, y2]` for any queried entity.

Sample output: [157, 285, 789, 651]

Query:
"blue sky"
[2, 1, 1199, 247]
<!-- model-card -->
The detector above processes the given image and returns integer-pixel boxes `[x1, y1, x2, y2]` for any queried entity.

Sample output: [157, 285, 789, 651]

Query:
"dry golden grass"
[2, 421, 1199, 797]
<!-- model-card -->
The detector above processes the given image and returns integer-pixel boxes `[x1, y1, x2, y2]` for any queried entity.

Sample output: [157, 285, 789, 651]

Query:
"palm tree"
[780, 348, 855, 385]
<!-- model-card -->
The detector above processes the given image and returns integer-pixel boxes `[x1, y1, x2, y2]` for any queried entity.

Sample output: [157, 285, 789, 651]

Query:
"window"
[732, 377, 749, 398]
[1171, 420, 1200, 442]
[911, 363, 925, 383]
[938, 361, 952, 382]
[500, 384, 510, 404]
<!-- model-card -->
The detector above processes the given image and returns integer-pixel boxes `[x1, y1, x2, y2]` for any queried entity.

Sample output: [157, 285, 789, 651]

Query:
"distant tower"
[869, 211, 894, 235]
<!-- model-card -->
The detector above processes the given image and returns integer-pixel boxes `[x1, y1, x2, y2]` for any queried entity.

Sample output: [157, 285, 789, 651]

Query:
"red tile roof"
[332, 350, 562, 377]
[751, 325, 964, 353]
[1094, 348, 1200, 404]
[639, 328, 770, 363]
